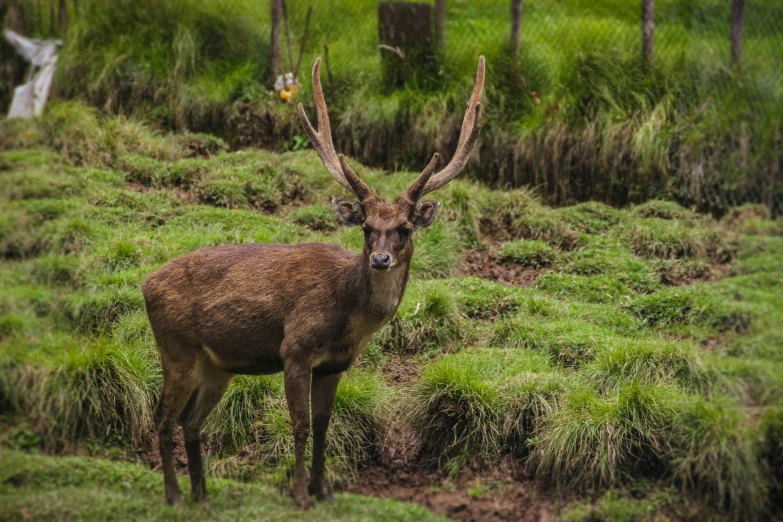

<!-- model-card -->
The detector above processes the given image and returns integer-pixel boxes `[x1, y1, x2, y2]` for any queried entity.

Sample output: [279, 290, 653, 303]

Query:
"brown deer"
[142, 56, 484, 509]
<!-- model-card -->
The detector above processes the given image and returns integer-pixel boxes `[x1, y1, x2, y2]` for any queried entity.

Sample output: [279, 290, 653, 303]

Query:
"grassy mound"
[0, 449, 446, 521]
[2, 112, 783, 519]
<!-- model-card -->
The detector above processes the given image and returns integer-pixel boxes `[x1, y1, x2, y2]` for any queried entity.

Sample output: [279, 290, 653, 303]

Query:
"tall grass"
[2, 107, 783, 519]
[5, 0, 781, 212]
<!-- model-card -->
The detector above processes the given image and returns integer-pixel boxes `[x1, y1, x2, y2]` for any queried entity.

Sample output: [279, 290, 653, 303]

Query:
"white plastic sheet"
[4, 29, 62, 119]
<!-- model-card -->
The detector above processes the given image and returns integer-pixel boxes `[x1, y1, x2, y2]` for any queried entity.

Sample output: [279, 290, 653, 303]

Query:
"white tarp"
[4, 29, 62, 119]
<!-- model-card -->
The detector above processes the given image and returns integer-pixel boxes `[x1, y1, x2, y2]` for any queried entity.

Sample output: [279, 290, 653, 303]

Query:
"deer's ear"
[411, 200, 440, 229]
[332, 198, 365, 227]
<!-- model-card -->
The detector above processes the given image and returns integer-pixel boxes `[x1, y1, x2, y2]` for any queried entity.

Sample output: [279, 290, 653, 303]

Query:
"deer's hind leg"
[154, 340, 200, 506]
[309, 371, 341, 502]
[179, 356, 233, 503]
[283, 355, 313, 509]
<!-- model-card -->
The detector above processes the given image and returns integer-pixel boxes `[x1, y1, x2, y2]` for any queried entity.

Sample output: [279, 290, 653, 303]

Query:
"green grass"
[0, 449, 447, 522]
[1, 112, 783, 520]
[498, 239, 556, 268]
[5, 0, 781, 212]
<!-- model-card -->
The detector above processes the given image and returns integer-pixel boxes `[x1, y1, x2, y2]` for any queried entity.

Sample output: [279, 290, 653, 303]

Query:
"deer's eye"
[362, 226, 372, 240]
[398, 228, 410, 241]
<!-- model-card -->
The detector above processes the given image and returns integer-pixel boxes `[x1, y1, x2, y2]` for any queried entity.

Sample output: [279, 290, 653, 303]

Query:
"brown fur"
[144, 198, 419, 508]
[145, 56, 484, 509]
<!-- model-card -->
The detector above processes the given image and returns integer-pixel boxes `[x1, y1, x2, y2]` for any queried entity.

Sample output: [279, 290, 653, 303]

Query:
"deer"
[142, 56, 484, 509]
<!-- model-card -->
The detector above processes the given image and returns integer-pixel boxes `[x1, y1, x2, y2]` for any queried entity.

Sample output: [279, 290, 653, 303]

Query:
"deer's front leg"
[283, 357, 313, 509]
[309, 371, 341, 501]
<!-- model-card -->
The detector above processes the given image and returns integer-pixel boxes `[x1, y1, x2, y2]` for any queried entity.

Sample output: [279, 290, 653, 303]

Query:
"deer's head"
[298, 57, 485, 271]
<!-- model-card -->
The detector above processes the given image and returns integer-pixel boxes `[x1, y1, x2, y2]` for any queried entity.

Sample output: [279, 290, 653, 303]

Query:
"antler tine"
[297, 58, 358, 196]
[417, 56, 485, 198]
[404, 152, 439, 202]
[338, 155, 373, 201]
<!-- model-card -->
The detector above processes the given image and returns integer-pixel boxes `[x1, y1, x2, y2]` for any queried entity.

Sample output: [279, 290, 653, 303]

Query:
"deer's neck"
[358, 255, 410, 321]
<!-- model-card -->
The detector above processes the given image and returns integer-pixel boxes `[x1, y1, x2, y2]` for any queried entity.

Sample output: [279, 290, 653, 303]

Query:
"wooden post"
[59, 0, 69, 32]
[641, 0, 654, 66]
[378, 2, 433, 87]
[6, 1, 25, 32]
[281, 0, 294, 72]
[35, 0, 42, 33]
[434, 0, 446, 47]
[730, 0, 745, 65]
[323, 43, 333, 86]
[269, 0, 282, 83]
[510, 0, 522, 60]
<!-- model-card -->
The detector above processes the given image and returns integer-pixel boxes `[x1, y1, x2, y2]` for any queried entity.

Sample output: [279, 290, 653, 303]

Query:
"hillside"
[2, 0, 781, 212]
[1, 104, 783, 520]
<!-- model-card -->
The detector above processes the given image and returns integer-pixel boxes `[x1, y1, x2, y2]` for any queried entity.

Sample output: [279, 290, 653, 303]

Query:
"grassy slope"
[6, 0, 782, 211]
[0, 449, 446, 521]
[1, 107, 783, 520]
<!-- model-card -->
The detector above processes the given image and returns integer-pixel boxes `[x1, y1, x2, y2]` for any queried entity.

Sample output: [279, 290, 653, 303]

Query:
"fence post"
[511, 0, 522, 60]
[59, 0, 69, 32]
[378, 2, 434, 87]
[641, 0, 654, 65]
[6, 1, 25, 32]
[269, 0, 282, 83]
[730, 0, 745, 65]
[434, 0, 446, 47]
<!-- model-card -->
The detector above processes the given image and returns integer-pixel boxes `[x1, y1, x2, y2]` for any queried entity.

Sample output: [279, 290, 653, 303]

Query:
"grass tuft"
[498, 240, 556, 268]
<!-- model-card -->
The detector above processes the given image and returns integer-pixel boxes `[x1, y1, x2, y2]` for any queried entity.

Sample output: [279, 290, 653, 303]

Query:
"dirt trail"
[459, 249, 548, 287]
[345, 460, 557, 522]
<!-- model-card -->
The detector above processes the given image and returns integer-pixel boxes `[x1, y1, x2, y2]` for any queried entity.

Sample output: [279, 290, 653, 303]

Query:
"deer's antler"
[405, 56, 485, 200]
[298, 58, 372, 201]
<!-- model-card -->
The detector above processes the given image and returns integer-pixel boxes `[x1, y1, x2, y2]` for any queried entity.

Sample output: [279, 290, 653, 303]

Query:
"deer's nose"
[371, 253, 391, 270]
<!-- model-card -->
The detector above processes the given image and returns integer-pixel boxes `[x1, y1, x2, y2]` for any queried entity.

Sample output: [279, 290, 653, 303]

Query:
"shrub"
[498, 240, 556, 268]
[63, 286, 145, 334]
[558, 237, 660, 293]
[584, 339, 714, 393]
[631, 200, 698, 221]
[373, 281, 460, 353]
[287, 204, 337, 231]
[478, 190, 578, 249]
[536, 273, 629, 304]
[412, 348, 563, 458]
[449, 278, 520, 320]
[409, 220, 462, 279]
[117, 154, 166, 186]
[1, 339, 154, 448]
[622, 217, 735, 263]
[669, 396, 765, 520]
[193, 164, 304, 212]
[557, 201, 622, 234]
[532, 383, 681, 490]
[492, 316, 608, 367]
[629, 285, 753, 332]
[31, 255, 84, 286]
[205, 374, 282, 453]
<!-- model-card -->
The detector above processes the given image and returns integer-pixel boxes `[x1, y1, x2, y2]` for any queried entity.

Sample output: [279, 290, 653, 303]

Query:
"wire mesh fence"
[2, 0, 782, 214]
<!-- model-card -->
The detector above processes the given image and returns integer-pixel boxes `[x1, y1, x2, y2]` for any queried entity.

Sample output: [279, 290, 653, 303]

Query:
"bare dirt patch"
[345, 460, 557, 522]
[382, 355, 422, 385]
[459, 249, 548, 287]
[668, 262, 733, 286]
